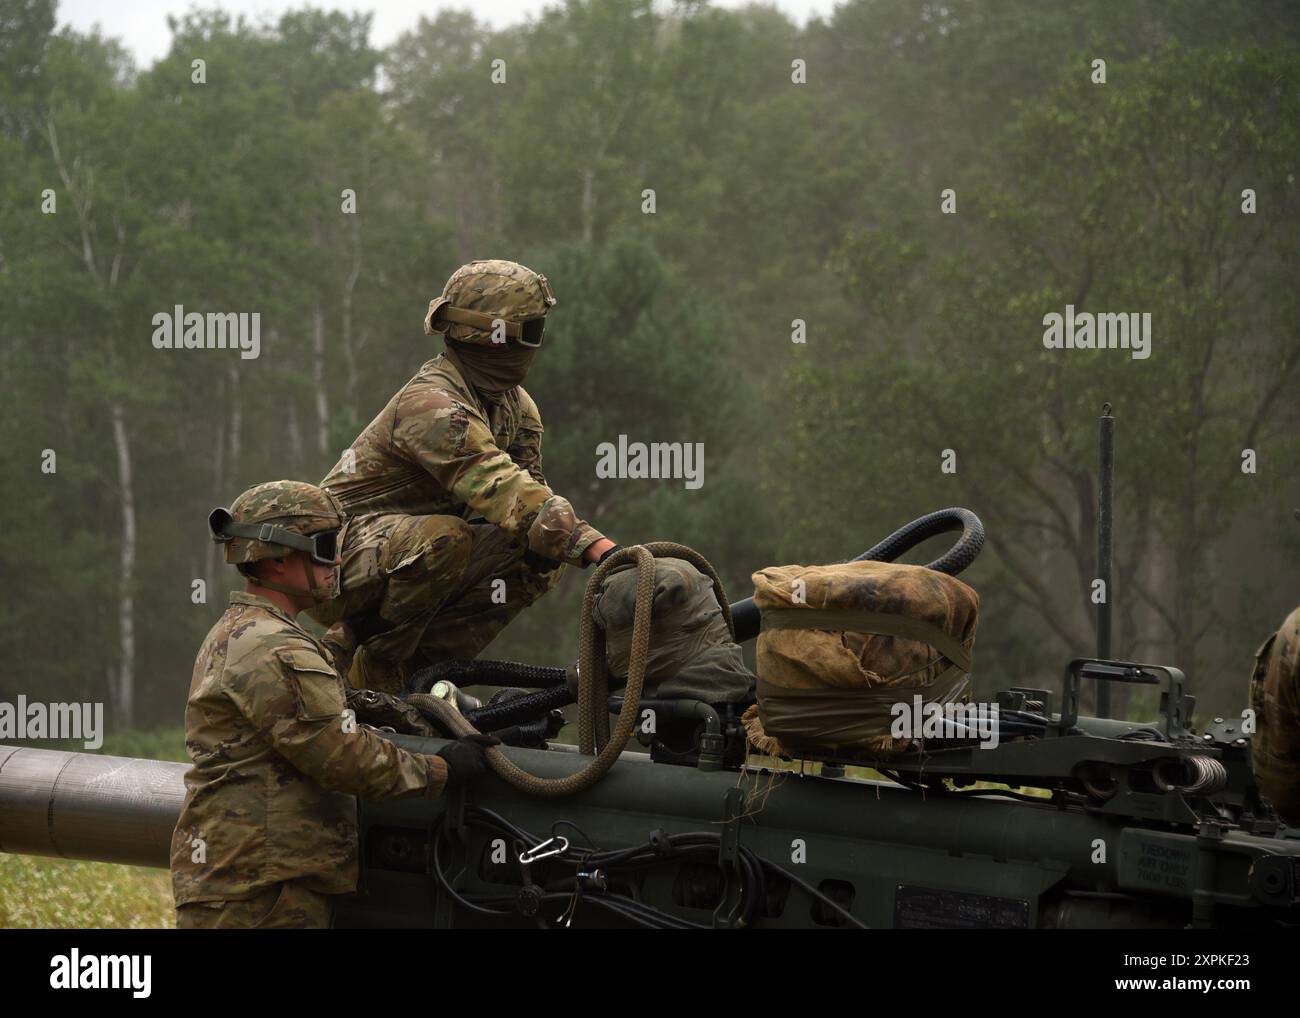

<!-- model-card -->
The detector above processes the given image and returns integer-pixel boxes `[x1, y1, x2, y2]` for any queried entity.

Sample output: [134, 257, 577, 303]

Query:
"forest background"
[2, 0, 1298, 740]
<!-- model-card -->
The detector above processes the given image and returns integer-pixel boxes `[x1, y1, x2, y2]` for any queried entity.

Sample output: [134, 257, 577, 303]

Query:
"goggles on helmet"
[424, 299, 548, 347]
[208, 507, 342, 565]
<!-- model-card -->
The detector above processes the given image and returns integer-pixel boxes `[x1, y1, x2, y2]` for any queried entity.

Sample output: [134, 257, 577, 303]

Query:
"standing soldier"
[314, 259, 618, 693]
[1250, 603, 1300, 826]
[171, 480, 493, 929]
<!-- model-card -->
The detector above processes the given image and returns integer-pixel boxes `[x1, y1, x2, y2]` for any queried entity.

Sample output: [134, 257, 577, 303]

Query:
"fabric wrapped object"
[593, 557, 755, 705]
[747, 560, 979, 759]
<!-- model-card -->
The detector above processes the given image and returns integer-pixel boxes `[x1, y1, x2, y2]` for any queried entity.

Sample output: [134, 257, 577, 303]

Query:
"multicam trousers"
[310, 513, 563, 694]
[176, 882, 334, 929]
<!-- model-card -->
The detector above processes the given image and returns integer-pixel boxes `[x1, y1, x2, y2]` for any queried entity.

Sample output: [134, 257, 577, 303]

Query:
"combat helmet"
[423, 259, 557, 347]
[208, 480, 346, 601]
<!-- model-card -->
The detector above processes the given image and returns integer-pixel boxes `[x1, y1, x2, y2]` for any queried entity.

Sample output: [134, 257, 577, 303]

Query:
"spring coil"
[1154, 755, 1227, 795]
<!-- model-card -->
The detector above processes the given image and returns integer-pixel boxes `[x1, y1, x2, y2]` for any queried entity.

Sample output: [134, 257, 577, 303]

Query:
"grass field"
[0, 855, 175, 929]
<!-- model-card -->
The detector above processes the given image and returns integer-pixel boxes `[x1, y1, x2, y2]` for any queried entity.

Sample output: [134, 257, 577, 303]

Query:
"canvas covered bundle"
[745, 560, 979, 759]
[593, 557, 755, 704]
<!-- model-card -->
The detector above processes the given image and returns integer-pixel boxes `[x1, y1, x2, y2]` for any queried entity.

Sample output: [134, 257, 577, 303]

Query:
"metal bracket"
[1058, 659, 1188, 739]
[713, 786, 745, 929]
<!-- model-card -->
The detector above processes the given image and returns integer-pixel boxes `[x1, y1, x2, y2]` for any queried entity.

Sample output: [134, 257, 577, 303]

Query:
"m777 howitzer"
[1, 660, 1295, 930]
[2, 408, 1297, 929]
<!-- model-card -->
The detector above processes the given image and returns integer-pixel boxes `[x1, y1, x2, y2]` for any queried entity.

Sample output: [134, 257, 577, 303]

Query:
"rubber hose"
[407, 658, 569, 694]
[850, 506, 985, 573]
[462, 685, 574, 731]
[487, 717, 552, 746]
[407, 542, 733, 798]
[729, 506, 985, 643]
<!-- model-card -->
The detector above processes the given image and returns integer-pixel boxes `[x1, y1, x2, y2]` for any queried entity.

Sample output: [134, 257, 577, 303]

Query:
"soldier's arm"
[395, 390, 604, 565]
[224, 639, 449, 800]
[507, 387, 548, 486]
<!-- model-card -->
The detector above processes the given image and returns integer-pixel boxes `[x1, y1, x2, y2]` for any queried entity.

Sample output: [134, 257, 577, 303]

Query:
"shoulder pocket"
[277, 647, 346, 721]
[1249, 632, 1279, 715]
[1253, 633, 1278, 677]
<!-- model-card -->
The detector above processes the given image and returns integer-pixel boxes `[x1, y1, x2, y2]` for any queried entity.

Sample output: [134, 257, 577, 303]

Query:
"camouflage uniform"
[173, 482, 449, 929]
[176, 880, 333, 930]
[314, 261, 605, 692]
[1250, 605, 1300, 825]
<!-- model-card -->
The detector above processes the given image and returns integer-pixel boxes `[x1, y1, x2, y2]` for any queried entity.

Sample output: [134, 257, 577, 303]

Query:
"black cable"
[408, 658, 569, 694]
[428, 807, 862, 929]
[756, 856, 868, 929]
[463, 685, 574, 730]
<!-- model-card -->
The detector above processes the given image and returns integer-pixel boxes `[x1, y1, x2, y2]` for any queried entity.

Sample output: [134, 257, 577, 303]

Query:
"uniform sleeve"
[393, 385, 605, 565]
[224, 640, 448, 801]
[507, 388, 548, 486]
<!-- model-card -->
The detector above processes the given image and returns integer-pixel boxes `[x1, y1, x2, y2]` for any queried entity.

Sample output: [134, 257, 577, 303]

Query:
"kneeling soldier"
[171, 480, 491, 929]
[314, 259, 618, 693]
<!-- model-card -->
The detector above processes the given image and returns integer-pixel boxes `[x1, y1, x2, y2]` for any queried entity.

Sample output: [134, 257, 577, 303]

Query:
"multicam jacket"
[321, 353, 604, 566]
[170, 592, 446, 904]
[1250, 605, 1300, 825]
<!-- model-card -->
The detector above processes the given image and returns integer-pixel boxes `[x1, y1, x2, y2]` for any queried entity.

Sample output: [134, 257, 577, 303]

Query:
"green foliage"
[0, 0, 1296, 732]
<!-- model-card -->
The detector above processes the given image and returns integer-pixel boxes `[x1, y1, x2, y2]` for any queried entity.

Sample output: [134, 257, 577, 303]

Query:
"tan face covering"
[444, 340, 538, 393]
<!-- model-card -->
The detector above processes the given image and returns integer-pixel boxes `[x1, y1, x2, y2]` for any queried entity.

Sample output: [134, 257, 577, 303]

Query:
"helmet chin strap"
[255, 553, 338, 603]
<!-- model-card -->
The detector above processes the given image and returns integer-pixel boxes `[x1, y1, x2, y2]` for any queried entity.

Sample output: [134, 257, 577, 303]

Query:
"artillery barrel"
[0, 745, 187, 868]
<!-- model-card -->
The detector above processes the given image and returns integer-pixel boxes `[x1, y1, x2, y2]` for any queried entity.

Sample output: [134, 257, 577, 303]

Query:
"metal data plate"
[894, 884, 1030, 929]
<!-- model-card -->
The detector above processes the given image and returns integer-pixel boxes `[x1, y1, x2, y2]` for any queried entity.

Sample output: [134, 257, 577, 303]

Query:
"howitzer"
[2, 403, 1297, 928]
[2, 706, 1297, 929]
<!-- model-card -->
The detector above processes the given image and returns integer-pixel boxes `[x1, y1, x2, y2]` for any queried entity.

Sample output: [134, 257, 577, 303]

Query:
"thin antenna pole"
[1097, 403, 1114, 718]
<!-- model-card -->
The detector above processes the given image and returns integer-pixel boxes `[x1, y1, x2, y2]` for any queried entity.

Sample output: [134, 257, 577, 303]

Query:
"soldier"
[1250, 603, 1300, 826]
[171, 480, 494, 929]
[313, 259, 618, 693]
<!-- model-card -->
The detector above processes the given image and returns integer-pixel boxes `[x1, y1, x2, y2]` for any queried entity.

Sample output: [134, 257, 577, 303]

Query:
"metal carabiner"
[518, 835, 569, 865]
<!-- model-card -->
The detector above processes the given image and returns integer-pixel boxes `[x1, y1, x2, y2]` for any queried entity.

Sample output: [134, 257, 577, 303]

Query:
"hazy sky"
[58, 0, 837, 67]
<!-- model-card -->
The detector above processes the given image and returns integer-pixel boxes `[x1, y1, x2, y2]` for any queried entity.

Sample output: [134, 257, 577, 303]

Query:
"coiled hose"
[406, 542, 733, 799]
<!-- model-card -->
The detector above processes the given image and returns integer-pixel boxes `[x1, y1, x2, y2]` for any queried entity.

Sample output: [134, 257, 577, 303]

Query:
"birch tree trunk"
[110, 399, 136, 726]
[341, 210, 362, 421]
[312, 304, 330, 459]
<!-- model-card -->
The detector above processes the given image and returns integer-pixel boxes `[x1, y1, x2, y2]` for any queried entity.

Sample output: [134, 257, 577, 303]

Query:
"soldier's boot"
[404, 523, 565, 676]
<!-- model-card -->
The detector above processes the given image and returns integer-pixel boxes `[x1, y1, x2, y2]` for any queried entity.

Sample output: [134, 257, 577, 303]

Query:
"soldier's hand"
[437, 733, 502, 788]
[346, 687, 437, 737]
[523, 548, 563, 574]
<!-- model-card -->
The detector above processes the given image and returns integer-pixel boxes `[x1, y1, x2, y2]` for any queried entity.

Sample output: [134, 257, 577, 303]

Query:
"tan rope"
[410, 542, 731, 799]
